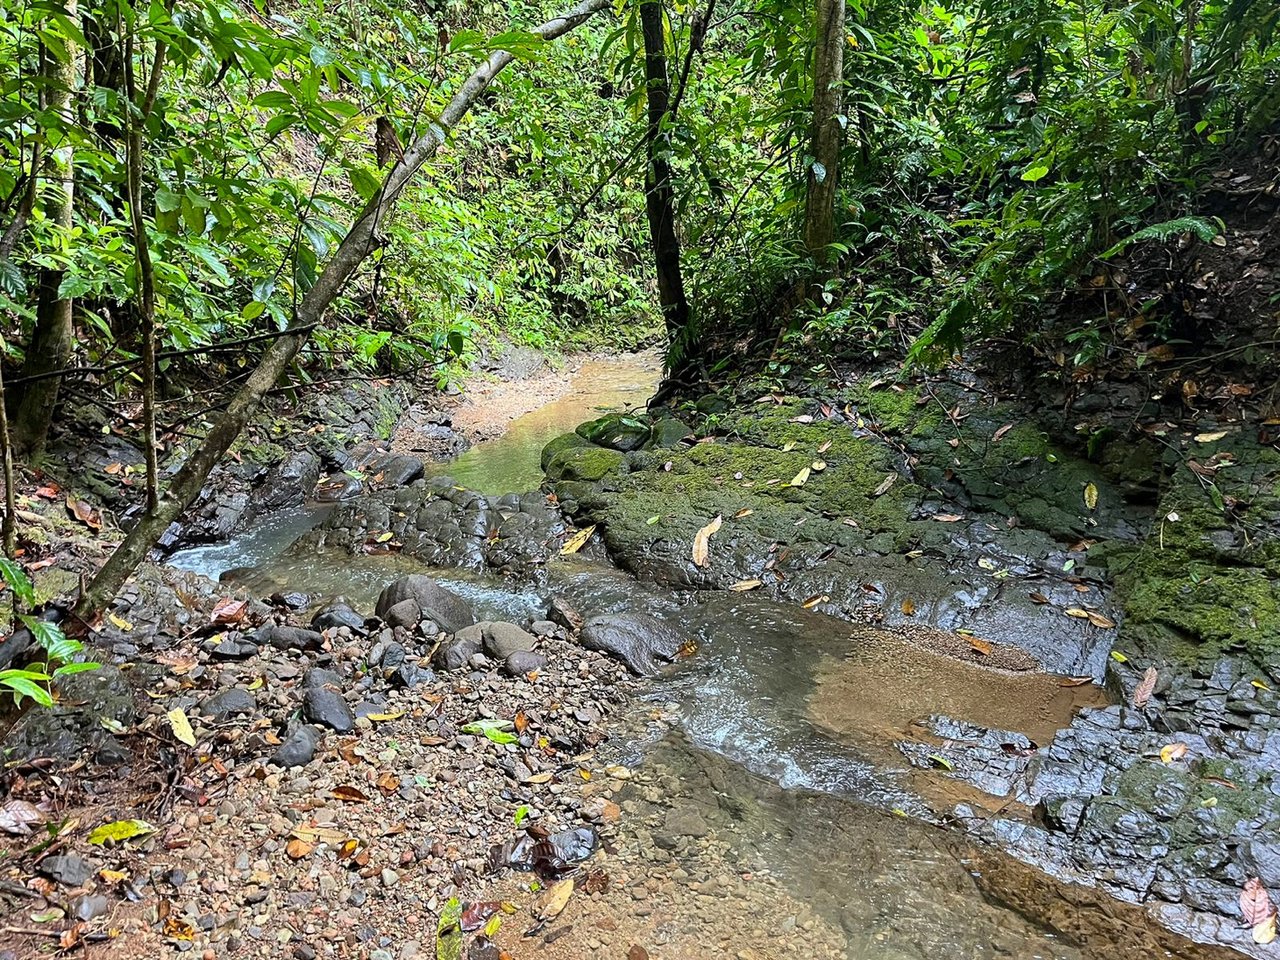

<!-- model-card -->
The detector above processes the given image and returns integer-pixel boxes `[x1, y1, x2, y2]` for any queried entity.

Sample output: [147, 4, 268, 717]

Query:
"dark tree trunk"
[803, 0, 845, 262]
[13, 11, 79, 459]
[74, 0, 613, 619]
[639, 0, 690, 345]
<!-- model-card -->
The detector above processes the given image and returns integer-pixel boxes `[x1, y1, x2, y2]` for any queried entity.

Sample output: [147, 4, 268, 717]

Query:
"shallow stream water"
[167, 356, 1156, 959]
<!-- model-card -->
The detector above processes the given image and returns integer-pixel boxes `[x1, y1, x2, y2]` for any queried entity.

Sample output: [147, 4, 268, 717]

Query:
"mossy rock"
[576, 414, 651, 452]
[546, 445, 626, 483]
[542, 432, 591, 470]
[645, 417, 693, 449]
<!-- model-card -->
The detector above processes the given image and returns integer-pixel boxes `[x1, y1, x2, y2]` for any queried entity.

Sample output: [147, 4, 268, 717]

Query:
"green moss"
[845, 383, 942, 437]
[545, 445, 625, 482]
[541, 431, 591, 470]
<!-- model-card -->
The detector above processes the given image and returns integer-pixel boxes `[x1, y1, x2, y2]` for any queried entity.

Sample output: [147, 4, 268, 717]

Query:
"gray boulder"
[483, 622, 537, 659]
[579, 613, 686, 676]
[375, 575, 475, 634]
[302, 687, 354, 733]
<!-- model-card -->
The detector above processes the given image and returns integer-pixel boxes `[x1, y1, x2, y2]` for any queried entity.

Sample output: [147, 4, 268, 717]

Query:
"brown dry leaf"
[964, 635, 993, 656]
[1059, 676, 1093, 687]
[1133, 667, 1158, 707]
[1029, 591, 1050, 604]
[286, 838, 315, 859]
[65, 495, 101, 530]
[1242, 878, 1275, 927]
[532, 878, 574, 921]
[901, 598, 916, 617]
[1145, 344, 1176, 362]
[732, 508, 753, 519]
[1160, 742, 1189, 763]
[211, 598, 248, 625]
[332, 785, 371, 803]
[376, 772, 400, 794]
[728, 579, 763, 592]
[1086, 611, 1117, 629]
[992, 424, 1013, 442]
[1195, 430, 1228, 442]
[872, 474, 897, 497]
[103, 462, 124, 475]
[691, 515, 723, 568]
[559, 524, 597, 556]
[525, 771, 554, 784]
[513, 711, 529, 734]
[802, 594, 830, 609]
[59, 924, 86, 950]
[1064, 607, 1090, 620]
[933, 513, 965, 522]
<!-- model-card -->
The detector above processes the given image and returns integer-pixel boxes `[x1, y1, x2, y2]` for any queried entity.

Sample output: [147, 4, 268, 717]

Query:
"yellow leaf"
[376, 531, 394, 543]
[365, 710, 405, 722]
[524, 771, 554, 784]
[811, 459, 827, 472]
[1064, 607, 1090, 620]
[533, 878, 574, 921]
[691, 515, 723, 568]
[732, 508, 753, 519]
[817, 440, 832, 453]
[1160, 742, 1189, 763]
[1254, 914, 1277, 945]
[789, 467, 810, 487]
[99, 869, 129, 884]
[483, 914, 503, 937]
[1253, 679, 1272, 691]
[248, 677, 264, 690]
[559, 524, 597, 555]
[901, 598, 916, 616]
[167, 708, 196, 747]
[729, 579, 763, 592]
[88, 819, 154, 846]
[1084, 482, 1098, 511]
[1110, 650, 1129, 663]
[1194, 431, 1227, 442]
[108, 613, 133, 632]
[782, 441, 797, 452]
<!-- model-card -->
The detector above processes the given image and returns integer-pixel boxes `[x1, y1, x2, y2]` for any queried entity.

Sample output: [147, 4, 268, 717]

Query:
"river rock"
[72, 893, 111, 921]
[6, 665, 137, 761]
[265, 625, 324, 651]
[578, 614, 686, 675]
[302, 688, 354, 733]
[303, 667, 343, 689]
[314, 473, 363, 502]
[311, 602, 368, 634]
[367, 453, 424, 487]
[548, 597, 583, 633]
[645, 417, 693, 449]
[375, 576, 474, 633]
[483, 622, 537, 659]
[200, 688, 256, 719]
[271, 726, 320, 767]
[503, 651, 548, 677]
[255, 451, 321, 511]
[434, 634, 482, 671]
[382, 598, 421, 629]
[39, 853, 93, 887]
[576, 413, 650, 452]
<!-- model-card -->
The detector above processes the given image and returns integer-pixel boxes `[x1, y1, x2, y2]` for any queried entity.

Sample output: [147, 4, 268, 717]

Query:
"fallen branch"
[73, 0, 614, 619]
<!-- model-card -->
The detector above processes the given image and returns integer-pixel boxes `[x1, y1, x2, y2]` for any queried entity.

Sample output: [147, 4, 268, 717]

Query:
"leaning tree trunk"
[802, 0, 845, 262]
[13, 8, 79, 459]
[639, 0, 690, 345]
[73, 0, 612, 620]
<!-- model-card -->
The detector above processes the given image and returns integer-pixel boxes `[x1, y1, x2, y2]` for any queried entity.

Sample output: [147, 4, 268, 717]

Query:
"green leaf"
[1020, 162, 1051, 182]
[88, 818, 155, 845]
[241, 301, 266, 320]
[252, 91, 294, 111]
[1, 674, 53, 707]
[0, 557, 35, 607]
[460, 719, 517, 745]
[514, 804, 530, 827]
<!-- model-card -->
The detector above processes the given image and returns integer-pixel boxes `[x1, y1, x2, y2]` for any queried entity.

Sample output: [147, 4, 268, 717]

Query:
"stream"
[168, 356, 1137, 959]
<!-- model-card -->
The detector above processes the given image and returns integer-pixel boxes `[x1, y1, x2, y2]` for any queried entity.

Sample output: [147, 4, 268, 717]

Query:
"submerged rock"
[579, 613, 686, 676]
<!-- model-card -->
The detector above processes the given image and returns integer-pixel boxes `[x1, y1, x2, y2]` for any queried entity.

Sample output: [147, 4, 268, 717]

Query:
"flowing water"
[167, 354, 1168, 960]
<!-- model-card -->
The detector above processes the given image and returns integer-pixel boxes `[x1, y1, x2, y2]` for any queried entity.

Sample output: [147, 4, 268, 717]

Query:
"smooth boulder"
[579, 613, 686, 676]
[375, 575, 475, 634]
[483, 622, 537, 659]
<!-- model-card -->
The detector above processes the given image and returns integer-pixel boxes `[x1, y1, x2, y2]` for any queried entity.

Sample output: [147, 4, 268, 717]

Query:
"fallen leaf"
[933, 513, 965, 522]
[365, 711, 405, 722]
[811, 459, 827, 472]
[873, 474, 897, 497]
[88, 818, 154, 846]
[1059, 676, 1093, 687]
[532, 878, 574, 921]
[108, 613, 133, 632]
[789, 466, 811, 487]
[1133, 667, 1158, 707]
[1110, 650, 1129, 663]
[732, 508, 753, 519]
[901, 598, 916, 616]
[1064, 607, 1089, 620]
[1194, 431, 1228, 442]
[0, 799, 44, 836]
[1160, 742, 1189, 763]
[927, 754, 954, 770]
[1086, 611, 1117, 629]
[65, 495, 101, 530]
[1252, 679, 1271, 691]
[286, 837, 315, 859]
[461, 719, 517, 744]
[376, 772, 400, 794]
[1083, 482, 1098, 511]
[1254, 913, 1277, 945]
[782, 441, 797, 452]
[211, 598, 247, 624]
[560, 525, 597, 555]
[1242, 878, 1275, 927]
[728, 579, 763, 591]
[789, 415, 813, 424]
[691, 515, 722, 568]
[645, 515, 660, 525]
[964, 635, 993, 655]
[462, 901, 504, 932]
[802, 594, 829, 609]
[167, 708, 197, 747]
[525, 771, 554, 784]
[1029, 591, 1050, 604]
[817, 440, 832, 454]
[992, 423, 1013, 442]
[332, 785, 371, 803]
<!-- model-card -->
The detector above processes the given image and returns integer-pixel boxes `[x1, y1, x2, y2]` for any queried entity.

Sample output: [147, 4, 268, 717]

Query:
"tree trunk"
[13, 5, 79, 459]
[73, 0, 612, 620]
[803, 0, 845, 261]
[639, 0, 689, 344]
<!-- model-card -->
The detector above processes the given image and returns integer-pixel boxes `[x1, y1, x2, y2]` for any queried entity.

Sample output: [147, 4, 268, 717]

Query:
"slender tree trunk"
[639, 0, 689, 344]
[13, 5, 79, 459]
[0, 359, 17, 558]
[124, 35, 164, 509]
[802, 0, 845, 261]
[73, 0, 612, 619]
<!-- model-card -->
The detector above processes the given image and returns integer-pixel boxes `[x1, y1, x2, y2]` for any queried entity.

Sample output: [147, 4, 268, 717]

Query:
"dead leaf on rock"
[1029, 591, 1050, 604]
[873, 474, 897, 497]
[933, 513, 965, 522]
[729, 579, 763, 592]
[1133, 667, 1158, 707]
[286, 837, 315, 859]
[964, 635, 993, 656]
[1083, 483, 1098, 511]
[732, 508, 753, 519]
[992, 424, 1013, 442]
[0, 799, 44, 836]
[1160, 742, 1189, 764]
[1059, 676, 1093, 687]
[65, 495, 101, 530]
[532, 878, 574, 922]
[691, 515, 722, 568]
[376, 772, 400, 795]
[332, 785, 371, 803]
[901, 598, 916, 617]
[1242, 878, 1275, 928]
[789, 466, 810, 487]
[211, 598, 247, 625]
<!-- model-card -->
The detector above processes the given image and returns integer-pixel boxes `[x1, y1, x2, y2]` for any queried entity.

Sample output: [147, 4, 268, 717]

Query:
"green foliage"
[0, 561, 97, 707]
